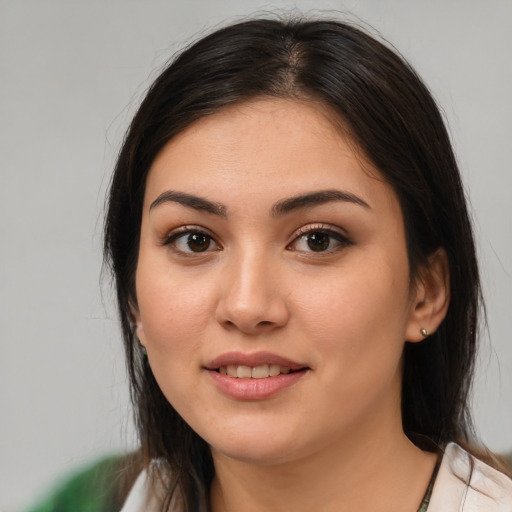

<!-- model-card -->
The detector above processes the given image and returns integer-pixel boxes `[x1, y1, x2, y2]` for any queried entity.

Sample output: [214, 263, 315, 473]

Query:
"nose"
[214, 249, 290, 335]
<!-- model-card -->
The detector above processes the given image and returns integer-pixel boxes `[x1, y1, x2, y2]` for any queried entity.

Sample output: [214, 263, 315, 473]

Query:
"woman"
[104, 17, 512, 512]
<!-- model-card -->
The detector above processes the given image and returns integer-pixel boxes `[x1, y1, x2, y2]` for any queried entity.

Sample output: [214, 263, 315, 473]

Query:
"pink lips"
[205, 351, 309, 400]
[206, 351, 306, 371]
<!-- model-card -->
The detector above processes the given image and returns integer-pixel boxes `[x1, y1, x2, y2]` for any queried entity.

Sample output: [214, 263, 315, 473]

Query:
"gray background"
[1, 1, 511, 510]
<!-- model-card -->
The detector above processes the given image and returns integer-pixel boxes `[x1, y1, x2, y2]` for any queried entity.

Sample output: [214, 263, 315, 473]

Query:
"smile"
[206, 353, 309, 399]
[218, 364, 294, 379]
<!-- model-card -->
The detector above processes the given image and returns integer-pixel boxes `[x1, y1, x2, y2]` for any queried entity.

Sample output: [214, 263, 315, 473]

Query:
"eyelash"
[161, 226, 221, 256]
[287, 224, 353, 255]
[161, 223, 352, 256]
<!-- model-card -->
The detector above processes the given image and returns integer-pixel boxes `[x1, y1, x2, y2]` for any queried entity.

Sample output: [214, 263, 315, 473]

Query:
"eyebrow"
[149, 188, 370, 217]
[271, 189, 371, 217]
[149, 191, 227, 217]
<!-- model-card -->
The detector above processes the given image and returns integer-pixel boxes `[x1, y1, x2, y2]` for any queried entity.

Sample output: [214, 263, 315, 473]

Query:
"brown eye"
[186, 233, 211, 252]
[305, 232, 330, 252]
[168, 230, 219, 254]
[289, 227, 352, 254]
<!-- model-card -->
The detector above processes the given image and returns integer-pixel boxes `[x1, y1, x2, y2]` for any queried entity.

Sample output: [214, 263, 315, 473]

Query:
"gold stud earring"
[420, 328, 429, 337]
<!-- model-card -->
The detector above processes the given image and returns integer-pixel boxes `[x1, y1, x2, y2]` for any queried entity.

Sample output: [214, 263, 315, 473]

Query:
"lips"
[205, 351, 309, 400]
[219, 364, 293, 379]
[206, 351, 307, 372]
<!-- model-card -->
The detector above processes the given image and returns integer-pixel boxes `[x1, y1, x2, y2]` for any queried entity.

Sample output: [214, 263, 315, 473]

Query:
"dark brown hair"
[104, 17, 483, 510]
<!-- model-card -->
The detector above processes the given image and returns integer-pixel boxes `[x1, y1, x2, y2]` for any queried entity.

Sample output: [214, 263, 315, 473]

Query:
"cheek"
[135, 270, 214, 408]
[290, 261, 409, 429]
[294, 255, 411, 368]
[136, 263, 215, 356]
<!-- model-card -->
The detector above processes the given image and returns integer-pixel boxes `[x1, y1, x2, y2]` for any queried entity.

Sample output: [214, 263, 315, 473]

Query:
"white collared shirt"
[428, 443, 512, 511]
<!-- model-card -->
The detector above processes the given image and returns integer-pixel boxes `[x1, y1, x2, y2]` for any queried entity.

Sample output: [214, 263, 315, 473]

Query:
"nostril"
[215, 294, 290, 334]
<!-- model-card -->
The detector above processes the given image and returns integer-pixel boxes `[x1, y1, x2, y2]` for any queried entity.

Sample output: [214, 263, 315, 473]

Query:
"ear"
[131, 306, 147, 347]
[405, 248, 451, 342]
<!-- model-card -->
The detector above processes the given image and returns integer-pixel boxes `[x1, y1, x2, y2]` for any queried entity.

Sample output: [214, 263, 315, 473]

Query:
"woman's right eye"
[165, 230, 220, 254]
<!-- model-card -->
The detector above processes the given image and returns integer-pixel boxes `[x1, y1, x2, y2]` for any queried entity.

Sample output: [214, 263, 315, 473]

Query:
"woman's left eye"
[289, 229, 351, 253]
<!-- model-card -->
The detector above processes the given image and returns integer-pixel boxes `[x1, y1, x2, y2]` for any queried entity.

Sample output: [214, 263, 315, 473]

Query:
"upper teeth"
[219, 364, 291, 379]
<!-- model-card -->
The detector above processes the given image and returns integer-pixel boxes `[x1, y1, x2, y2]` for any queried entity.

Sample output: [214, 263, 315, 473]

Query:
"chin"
[197, 419, 306, 466]
[212, 439, 300, 466]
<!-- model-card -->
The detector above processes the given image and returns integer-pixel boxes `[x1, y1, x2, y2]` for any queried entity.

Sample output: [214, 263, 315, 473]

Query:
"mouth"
[205, 351, 309, 378]
[206, 355, 310, 400]
[215, 364, 304, 379]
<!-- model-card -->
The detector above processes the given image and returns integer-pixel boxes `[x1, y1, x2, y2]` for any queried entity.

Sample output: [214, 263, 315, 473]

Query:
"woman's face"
[135, 99, 423, 464]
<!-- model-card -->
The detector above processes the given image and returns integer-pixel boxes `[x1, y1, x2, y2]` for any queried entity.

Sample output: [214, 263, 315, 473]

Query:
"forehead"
[144, 98, 396, 214]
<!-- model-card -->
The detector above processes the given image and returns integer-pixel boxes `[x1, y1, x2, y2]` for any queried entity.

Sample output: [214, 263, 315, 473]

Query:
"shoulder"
[120, 469, 156, 512]
[120, 462, 180, 512]
[428, 443, 512, 511]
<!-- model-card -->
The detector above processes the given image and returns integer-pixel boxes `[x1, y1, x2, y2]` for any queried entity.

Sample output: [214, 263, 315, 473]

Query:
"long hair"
[104, 17, 483, 510]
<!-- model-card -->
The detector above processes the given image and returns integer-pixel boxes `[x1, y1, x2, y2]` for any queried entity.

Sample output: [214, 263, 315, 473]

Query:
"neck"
[209, 411, 437, 512]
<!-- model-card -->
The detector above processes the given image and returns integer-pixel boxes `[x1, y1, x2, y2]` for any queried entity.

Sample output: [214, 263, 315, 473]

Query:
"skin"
[135, 99, 450, 512]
